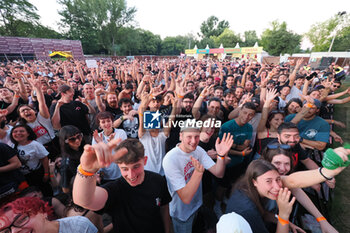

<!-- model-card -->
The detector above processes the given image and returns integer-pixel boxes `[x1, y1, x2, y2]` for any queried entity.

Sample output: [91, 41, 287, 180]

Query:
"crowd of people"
[0, 57, 349, 233]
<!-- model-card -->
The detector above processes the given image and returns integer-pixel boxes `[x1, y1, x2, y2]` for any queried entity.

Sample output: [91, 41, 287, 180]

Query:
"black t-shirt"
[0, 143, 25, 187]
[226, 190, 269, 233]
[99, 171, 172, 233]
[0, 97, 27, 122]
[220, 104, 234, 123]
[50, 101, 90, 135]
[106, 104, 122, 119]
[268, 139, 308, 168]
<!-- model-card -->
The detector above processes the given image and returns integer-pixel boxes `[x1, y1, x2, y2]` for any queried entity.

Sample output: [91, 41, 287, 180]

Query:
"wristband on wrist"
[316, 216, 326, 222]
[319, 167, 333, 180]
[217, 154, 225, 160]
[120, 115, 124, 121]
[277, 215, 289, 226]
[50, 175, 54, 178]
[242, 151, 245, 156]
[139, 113, 143, 117]
[14, 94, 20, 98]
[177, 94, 184, 99]
[44, 173, 49, 176]
[77, 164, 96, 178]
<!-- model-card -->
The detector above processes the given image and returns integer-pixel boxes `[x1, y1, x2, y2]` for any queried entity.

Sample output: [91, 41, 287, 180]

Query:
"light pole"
[328, 11, 347, 53]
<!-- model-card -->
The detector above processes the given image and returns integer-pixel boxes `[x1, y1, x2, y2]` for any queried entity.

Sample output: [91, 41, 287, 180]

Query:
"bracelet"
[139, 113, 143, 117]
[200, 94, 205, 98]
[316, 216, 326, 222]
[177, 94, 184, 99]
[14, 95, 20, 98]
[150, 94, 154, 98]
[277, 215, 289, 226]
[217, 154, 225, 160]
[319, 167, 333, 180]
[77, 164, 96, 178]
[331, 120, 334, 124]
[120, 115, 124, 121]
[44, 173, 49, 176]
[242, 151, 245, 156]
[50, 175, 54, 178]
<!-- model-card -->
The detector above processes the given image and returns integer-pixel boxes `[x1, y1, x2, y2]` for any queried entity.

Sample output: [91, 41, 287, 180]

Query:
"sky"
[31, 0, 350, 50]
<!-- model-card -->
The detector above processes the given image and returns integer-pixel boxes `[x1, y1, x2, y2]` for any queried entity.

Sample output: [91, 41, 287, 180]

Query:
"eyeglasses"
[65, 133, 83, 143]
[0, 213, 30, 233]
[267, 143, 291, 150]
[333, 85, 340, 88]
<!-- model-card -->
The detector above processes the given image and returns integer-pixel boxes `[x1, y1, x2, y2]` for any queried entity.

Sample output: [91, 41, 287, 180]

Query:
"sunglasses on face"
[65, 133, 83, 143]
[333, 85, 340, 88]
[267, 143, 291, 150]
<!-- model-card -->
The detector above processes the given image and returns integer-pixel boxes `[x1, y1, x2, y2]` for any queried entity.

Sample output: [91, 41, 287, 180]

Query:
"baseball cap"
[217, 212, 253, 233]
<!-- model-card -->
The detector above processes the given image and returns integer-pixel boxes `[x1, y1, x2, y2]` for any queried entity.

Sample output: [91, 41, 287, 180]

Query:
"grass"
[329, 77, 350, 232]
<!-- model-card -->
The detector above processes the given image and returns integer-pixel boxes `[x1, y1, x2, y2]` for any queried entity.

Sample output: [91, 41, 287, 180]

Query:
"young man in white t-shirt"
[163, 120, 233, 233]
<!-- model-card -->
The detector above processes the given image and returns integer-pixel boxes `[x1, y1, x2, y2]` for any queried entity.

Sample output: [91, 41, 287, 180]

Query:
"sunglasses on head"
[267, 143, 291, 150]
[65, 133, 83, 143]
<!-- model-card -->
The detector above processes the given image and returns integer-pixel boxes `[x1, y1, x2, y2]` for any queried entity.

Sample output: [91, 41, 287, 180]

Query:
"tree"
[160, 36, 189, 55]
[306, 14, 350, 52]
[333, 26, 350, 51]
[58, 0, 136, 54]
[0, 0, 39, 36]
[260, 20, 301, 56]
[242, 30, 259, 47]
[199, 16, 229, 38]
[211, 28, 241, 48]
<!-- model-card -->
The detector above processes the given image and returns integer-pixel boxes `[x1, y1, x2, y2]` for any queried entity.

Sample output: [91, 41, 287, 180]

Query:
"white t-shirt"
[140, 130, 168, 175]
[163, 145, 215, 221]
[92, 128, 127, 180]
[15, 140, 49, 175]
[278, 96, 287, 110]
[26, 112, 55, 145]
[286, 85, 302, 101]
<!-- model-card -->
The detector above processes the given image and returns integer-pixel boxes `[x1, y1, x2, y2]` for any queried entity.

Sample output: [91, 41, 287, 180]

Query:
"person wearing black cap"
[285, 98, 329, 151]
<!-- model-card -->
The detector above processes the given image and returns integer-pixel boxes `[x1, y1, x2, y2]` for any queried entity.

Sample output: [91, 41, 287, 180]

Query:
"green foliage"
[199, 16, 229, 39]
[242, 30, 259, 47]
[0, 0, 39, 35]
[161, 36, 190, 55]
[306, 14, 350, 52]
[211, 28, 241, 48]
[260, 20, 301, 56]
[333, 26, 350, 51]
[58, 0, 136, 55]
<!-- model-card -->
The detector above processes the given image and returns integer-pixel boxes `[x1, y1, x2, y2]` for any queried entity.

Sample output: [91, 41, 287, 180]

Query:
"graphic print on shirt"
[184, 161, 194, 182]
[32, 125, 48, 138]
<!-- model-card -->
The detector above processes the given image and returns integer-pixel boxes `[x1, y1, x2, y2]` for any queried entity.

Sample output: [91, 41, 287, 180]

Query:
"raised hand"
[80, 139, 128, 173]
[93, 130, 103, 143]
[190, 156, 204, 173]
[215, 133, 234, 156]
[276, 187, 296, 220]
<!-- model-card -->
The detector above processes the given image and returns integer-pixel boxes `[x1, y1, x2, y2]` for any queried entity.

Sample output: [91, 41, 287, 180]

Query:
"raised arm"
[28, 78, 50, 118]
[282, 147, 350, 189]
[94, 88, 106, 112]
[192, 85, 212, 120]
[257, 89, 277, 133]
[73, 139, 128, 211]
[288, 59, 303, 88]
